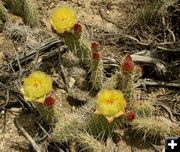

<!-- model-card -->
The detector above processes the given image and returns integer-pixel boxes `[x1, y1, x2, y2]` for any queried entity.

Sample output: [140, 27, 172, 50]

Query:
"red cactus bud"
[122, 54, 133, 72]
[91, 42, 99, 51]
[73, 22, 82, 33]
[127, 111, 136, 121]
[92, 52, 100, 60]
[44, 96, 55, 107]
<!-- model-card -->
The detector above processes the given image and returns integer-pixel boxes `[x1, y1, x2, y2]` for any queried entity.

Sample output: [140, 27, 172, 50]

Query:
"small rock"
[69, 77, 76, 88]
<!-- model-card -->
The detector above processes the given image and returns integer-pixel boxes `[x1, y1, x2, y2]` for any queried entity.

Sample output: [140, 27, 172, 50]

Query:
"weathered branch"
[135, 79, 180, 88]
[131, 54, 168, 78]
[10, 37, 67, 68]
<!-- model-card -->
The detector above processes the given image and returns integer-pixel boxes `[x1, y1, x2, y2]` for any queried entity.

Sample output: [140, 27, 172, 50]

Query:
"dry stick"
[123, 35, 151, 46]
[14, 118, 42, 152]
[147, 139, 161, 152]
[0, 81, 19, 93]
[99, 7, 152, 47]
[32, 116, 65, 152]
[103, 55, 169, 78]
[69, 141, 76, 152]
[11, 37, 66, 68]
[33, 48, 40, 70]
[0, 81, 28, 110]
[13, 43, 23, 78]
[136, 79, 180, 88]
[157, 46, 180, 52]
[154, 102, 176, 123]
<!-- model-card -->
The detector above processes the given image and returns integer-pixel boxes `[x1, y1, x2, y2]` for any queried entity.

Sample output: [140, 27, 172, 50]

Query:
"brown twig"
[14, 118, 42, 152]
[147, 139, 161, 152]
[123, 35, 151, 46]
[154, 102, 176, 123]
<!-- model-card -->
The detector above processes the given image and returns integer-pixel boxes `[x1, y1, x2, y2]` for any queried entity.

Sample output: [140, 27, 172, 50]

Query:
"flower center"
[33, 80, 41, 88]
[106, 100, 114, 104]
[60, 15, 68, 21]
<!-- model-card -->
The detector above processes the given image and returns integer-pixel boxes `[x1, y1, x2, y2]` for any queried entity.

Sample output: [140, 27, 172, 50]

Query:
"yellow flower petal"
[20, 71, 52, 102]
[95, 89, 127, 122]
[36, 96, 46, 103]
[50, 6, 77, 33]
[105, 116, 114, 123]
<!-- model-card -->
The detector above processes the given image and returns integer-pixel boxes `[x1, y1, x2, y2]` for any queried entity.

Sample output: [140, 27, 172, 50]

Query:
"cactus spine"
[53, 111, 84, 142]
[132, 116, 177, 139]
[63, 33, 91, 66]
[77, 132, 105, 152]
[131, 100, 155, 116]
[35, 103, 56, 124]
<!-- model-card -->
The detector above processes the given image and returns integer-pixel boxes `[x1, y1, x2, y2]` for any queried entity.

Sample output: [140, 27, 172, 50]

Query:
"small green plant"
[0, 2, 8, 23]
[2, 0, 23, 15]
[141, 0, 175, 23]
[2, 0, 38, 26]
[23, 0, 38, 27]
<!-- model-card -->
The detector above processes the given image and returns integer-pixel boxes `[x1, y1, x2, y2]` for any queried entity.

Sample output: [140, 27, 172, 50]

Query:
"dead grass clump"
[133, 0, 179, 42]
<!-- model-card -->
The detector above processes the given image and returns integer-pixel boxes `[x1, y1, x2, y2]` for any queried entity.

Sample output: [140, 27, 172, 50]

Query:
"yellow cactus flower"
[20, 71, 52, 103]
[50, 5, 77, 33]
[95, 89, 127, 123]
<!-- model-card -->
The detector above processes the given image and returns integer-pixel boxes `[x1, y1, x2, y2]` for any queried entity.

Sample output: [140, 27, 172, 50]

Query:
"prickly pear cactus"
[132, 100, 155, 116]
[63, 32, 91, 66]
[89, 51, 104, 91]
[53, 111, 84, 142]
[35, 102, 56, 124]
[77, 132, 106, 152]
[132, 116, 178, 139]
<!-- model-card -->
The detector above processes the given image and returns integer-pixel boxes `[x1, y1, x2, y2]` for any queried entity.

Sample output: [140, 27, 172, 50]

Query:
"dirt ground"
[0, 0, 179, 152]
[0, 108, 29, 152]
